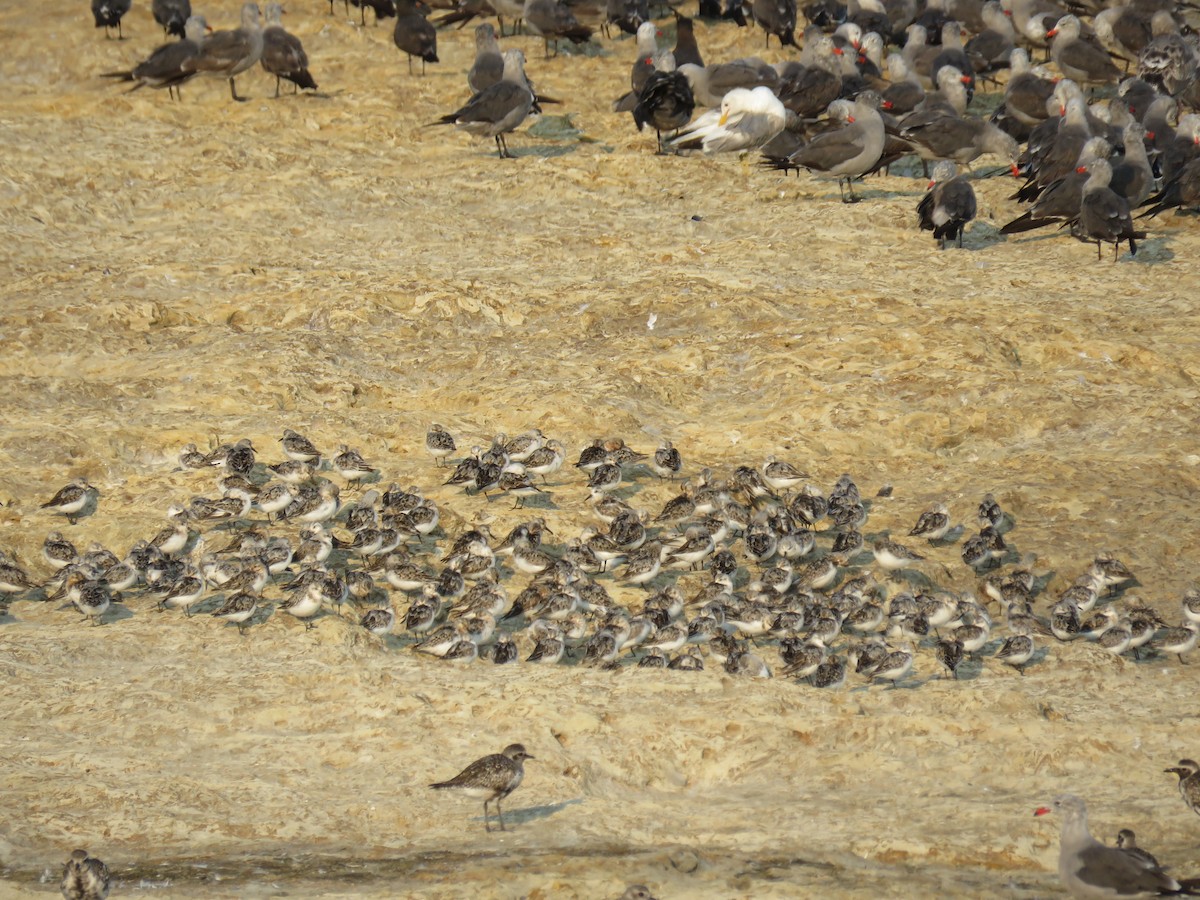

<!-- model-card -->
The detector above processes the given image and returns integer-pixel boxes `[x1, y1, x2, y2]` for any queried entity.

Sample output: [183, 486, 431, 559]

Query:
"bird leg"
[275, 76, 282, 99]
[230, 77, 248, 102]
[495, 797, 506, 831]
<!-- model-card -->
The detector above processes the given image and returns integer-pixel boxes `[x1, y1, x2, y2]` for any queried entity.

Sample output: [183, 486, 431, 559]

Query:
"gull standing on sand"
[93, 0, 131, 39]
[769, 93, 886, 203]
[184, 2, 264, 101]
[917, 161, 976, 249]
[101, 15, 207, 99]
[261, 3, 317, 97]
[429, 50, 535, 158]
[468, 23, 504, 92]
[394, 0, 438, 75]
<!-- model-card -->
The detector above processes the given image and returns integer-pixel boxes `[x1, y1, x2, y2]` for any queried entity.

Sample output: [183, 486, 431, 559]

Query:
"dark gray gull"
[93, 0, 132, 39]
[1034, 794, 1197, 898]
[1076, 157, 1145, 261]
[1047, 15, 1122, 87]
[102, 14, 207, 99]
[262, 3, 317, 96]
[523, 0, 593, 58]
[468, 23, 504, 93]
[184, 2, 264, 101]
[394, 0, 438, 74]
[612, 21, 662, 113]
[153, 0, 192, 37]
[429, 49, 535, 158]
[773, 92, 887, 202]
[917, 160, 976, 248]
[633, 57, 695, 153]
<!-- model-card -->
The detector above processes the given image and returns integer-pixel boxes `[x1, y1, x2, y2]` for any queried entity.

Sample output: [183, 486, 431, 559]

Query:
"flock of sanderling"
[3, 423, 1199, 688]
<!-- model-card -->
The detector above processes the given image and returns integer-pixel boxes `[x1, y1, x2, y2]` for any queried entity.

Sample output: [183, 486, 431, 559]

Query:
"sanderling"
[526, 631, 565, 664]
[524, 440, 565, 484]
[574, 440, 608, 472]
[161, 573, 206, 615]
[332, 445, 377, 484]
[430, 743, 533, 832]
[60, 848, 111, 900]
[179, 443, 209, 470]
[269, 459, 318, 484]
[812, 656, 848, 688]
[909, 502, 952, 542]
[498, 464, 545, 509]
[42, 532, 79, 571]
[935, 637, 964, 679]
[504, 429, 545, 462]
[864, 644, 914, 687]
[426, 424, 457, 467]
[73, 580, 116, 625]
[280, 428, 322, 463]
[221, 438, 256, 476]
[254, 483, 295, 522]
[1152, 622, 1198, 664]
[41, 479, 96, 525]
[211, 590, 259, 634]
[872, 538, 925, 574]
[652, 440, 682, 479]
[587, 462, 622, 495]
[761, 455, 808, 492]
[995, 633, 1035, 673]
[488, 632, 518, 664]
[0, 552, 39, 597]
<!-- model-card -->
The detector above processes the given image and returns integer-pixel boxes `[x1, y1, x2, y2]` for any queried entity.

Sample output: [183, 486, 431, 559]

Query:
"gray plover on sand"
[60, 848, 111, 900]
[1165, 759, 1200, 818]
[41, 479, 96, 525]
[430, 743, 533, 831]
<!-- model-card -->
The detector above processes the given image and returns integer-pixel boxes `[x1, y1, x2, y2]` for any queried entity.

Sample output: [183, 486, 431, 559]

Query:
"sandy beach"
[1, 0, 1200, 896]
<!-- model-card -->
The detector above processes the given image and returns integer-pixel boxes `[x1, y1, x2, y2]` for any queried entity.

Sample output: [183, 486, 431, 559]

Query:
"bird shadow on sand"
[494, 797, 583, 827]
[506, 144, 579, 159]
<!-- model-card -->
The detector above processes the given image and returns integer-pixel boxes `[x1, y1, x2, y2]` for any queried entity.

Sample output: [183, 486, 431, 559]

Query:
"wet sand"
[2, 1, 1200, 897]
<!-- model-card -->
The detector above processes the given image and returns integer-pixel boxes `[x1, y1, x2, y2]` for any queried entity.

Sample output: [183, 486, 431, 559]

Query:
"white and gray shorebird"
[430, 743, 534, 831]
[41, 479, 96, 525]
[60, 848, 111, 900]
[428, 50, 535, 159]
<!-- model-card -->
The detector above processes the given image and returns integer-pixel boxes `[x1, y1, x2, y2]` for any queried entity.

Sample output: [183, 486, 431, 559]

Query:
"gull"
[428, 50, 535, 159]
[668, 85, 786, 154]
[184, 2, 264, 102]
[1034, 795, 1190, 898]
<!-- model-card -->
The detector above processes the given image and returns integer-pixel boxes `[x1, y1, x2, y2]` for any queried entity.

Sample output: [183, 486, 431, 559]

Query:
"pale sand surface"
[2, 1, 1200, 897]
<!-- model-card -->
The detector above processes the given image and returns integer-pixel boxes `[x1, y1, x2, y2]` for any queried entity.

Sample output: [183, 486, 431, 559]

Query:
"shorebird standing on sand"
[430, 743, 534, 831]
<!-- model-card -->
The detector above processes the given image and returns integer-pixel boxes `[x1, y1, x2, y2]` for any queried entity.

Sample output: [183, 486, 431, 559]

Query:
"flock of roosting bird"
[90, 0, 1200, 258]
[4, 425, 1200, 691]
